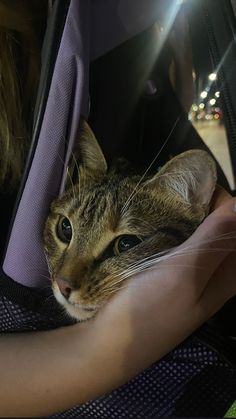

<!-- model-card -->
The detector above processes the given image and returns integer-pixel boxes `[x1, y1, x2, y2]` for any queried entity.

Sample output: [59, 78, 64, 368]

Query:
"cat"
[44, 120, 217, 321]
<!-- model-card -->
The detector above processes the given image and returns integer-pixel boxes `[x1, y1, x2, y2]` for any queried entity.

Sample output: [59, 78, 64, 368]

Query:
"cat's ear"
[147, 150, 217, 208]
[77, 119, 107, 176]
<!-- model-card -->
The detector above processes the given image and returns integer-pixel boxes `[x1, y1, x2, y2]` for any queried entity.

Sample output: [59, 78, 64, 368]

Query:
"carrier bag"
[0, 0, 236, 417]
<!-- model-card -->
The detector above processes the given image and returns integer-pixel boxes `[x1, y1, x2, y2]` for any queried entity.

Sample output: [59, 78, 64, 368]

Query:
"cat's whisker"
[70, 151, 80, 176]
[44, 251, 54, 276]
[55, 149, 69, 171]
[121, 185, 145, 216]
[100, 250, 174, 291]
[121, 116, 180, 215]
[120, 261, 197, 281]
[101, 280, 123, 293]
[172, 236, 236, 257]
[66, 167, 76, 203]
[101, 248, 172, 286]
[54, 309, 72, 324]
[144, 169, 194, 187]
[43, 293, 56, 305]
[56, 151, 77, 204]
[108, 285, 128, 295]
[131, 248, 233, 276]
[45, 191, 62, 199]
[104, 240, 225, 288]
[124, 231, 236, 270]
[77, 161, 86, 204]
[39, 274, 51, 282]
[71, 151, 82, 203]
[127, 246, 236, 274]
[113, 252, 171, 279]
[119, 246, 236, 279]
[16, 265, 51, 281]
[113, 257, 234, 293]
[101, 232, 236, 292]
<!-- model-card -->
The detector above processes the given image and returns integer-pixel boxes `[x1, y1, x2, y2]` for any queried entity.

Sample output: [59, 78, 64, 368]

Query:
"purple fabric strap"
[3, 0, 160, 288]
[3, 1, 90, 287]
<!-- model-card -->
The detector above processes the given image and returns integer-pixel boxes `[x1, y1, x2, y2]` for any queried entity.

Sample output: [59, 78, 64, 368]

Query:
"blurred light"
[205, 114, 213, 120]
[200, 91, 208, 99]
[214, 113, 220, 120]
[199, 103, 205, 109]
[209, 98, 216, 105]
[208, 73, 217, 81]
[215, 91, 220, 98]
[192, 104, 198, 111]
[197, 114, 202, 120]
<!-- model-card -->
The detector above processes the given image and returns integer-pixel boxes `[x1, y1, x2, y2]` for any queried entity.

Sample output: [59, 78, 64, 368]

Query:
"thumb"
[173, 197, 236, 302]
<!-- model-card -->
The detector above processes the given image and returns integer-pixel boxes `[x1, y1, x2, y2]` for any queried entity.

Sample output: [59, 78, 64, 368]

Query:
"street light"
[200, 91, 208, 99]
[208, 73, 217, 81]
[209, 98, 216, 105]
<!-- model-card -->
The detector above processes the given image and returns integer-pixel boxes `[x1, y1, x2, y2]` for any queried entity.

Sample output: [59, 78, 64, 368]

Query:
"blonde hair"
[0, 0, 47, 191]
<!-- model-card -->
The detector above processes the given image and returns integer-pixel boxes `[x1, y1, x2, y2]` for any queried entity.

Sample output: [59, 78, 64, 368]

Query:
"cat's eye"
[57, 217, 72, 243]
[113, 235, 142, 255]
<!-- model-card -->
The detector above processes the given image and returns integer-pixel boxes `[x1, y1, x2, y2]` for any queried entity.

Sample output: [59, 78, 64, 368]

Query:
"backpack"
[1, 0, 236, 416]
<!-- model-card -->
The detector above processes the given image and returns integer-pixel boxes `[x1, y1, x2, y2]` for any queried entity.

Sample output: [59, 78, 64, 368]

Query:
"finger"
[210, 184, 232, 211]
[121, 199, 236, 302]
[171, 198, 236, 285]
[192, 251, 236, 324]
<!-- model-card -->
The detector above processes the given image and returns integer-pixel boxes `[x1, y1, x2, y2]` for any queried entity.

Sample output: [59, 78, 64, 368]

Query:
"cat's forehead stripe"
[80, 192, 109, 223]
[69, 178, 120, 223]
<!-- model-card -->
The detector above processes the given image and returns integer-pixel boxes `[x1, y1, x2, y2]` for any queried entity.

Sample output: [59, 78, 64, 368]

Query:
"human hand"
[87, 188, 236, 379]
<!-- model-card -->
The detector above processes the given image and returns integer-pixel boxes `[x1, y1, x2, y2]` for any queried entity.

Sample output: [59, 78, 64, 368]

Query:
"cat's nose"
[55, 277, 73, 300]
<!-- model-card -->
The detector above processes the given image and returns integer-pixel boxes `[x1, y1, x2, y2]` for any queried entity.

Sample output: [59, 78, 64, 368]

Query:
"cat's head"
[44, 121, 217, 321]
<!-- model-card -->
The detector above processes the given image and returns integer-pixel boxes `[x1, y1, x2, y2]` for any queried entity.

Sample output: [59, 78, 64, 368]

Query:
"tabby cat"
[44, 121, 217, 321]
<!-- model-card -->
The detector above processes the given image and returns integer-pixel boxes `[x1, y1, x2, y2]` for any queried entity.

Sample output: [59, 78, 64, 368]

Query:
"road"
[193, 120, 235, 190]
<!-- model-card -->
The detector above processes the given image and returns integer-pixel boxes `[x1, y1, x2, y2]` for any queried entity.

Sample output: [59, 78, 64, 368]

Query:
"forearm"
[0, 327, 83, 417]
[0, 296, 203, 418]
[0, 267, 232, 419]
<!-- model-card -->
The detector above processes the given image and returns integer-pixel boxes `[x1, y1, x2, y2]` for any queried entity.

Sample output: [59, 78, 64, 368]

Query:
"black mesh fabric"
[51, 340, 236, 418]
[0, 272, 75, 332]
[1, 271, 236, 417]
